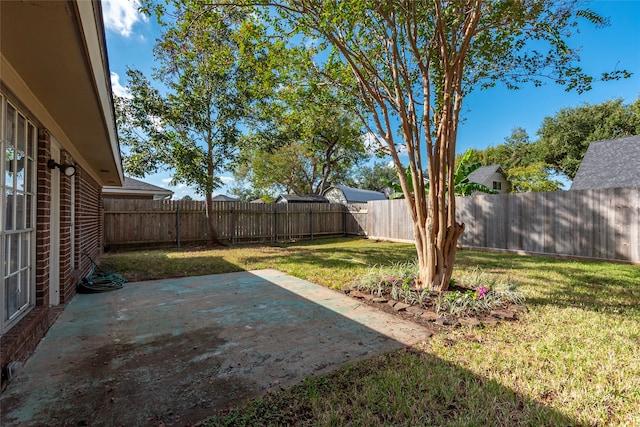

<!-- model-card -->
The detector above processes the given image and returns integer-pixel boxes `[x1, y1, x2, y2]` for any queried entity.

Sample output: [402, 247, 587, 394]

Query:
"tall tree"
[344, 161, 398, 191]
[234, 60, 369, 197]
[537, 97, 640, 179]
[214, 1, 627, 290]
[507, 162, 562, 193]
[115, 3, 261, 243]
[235, 107, 367, 197]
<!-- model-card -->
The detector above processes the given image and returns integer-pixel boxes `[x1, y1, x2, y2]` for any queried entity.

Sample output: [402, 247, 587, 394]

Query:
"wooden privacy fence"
[367, 187, 640, 263]
[104, 199, 368, 247]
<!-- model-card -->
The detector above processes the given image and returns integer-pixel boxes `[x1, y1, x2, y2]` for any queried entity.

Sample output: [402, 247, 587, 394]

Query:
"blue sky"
[103, 0, 640, 199]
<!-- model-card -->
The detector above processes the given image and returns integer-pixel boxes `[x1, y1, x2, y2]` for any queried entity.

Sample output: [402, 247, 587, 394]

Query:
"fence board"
[366, 187, 640, 263]
[104, 200, 361, 247]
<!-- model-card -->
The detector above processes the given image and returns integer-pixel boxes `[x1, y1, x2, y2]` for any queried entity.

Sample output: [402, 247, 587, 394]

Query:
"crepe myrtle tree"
[206, 0, 628, 290]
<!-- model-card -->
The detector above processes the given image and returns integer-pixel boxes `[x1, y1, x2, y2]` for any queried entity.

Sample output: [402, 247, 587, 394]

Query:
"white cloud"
[110, 72, 130, 98]
[220, 176, 235, 184]
[102, 0, 147, 38]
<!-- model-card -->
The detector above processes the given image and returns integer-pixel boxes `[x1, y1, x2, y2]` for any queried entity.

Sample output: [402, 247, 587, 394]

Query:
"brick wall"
[1, 134, 105, 381]
[75, 167, 104, 278]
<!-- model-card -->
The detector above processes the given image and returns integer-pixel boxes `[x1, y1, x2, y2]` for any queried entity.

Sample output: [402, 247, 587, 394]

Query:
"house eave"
[0, 0, 123, 186]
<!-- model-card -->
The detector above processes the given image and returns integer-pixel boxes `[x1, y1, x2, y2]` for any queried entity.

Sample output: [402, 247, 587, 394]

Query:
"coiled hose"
[77, 253, 127, 293]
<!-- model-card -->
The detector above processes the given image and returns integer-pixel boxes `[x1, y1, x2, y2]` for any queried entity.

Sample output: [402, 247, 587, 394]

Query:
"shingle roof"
[570, 135, 640, 190]
[467, 165, 502, 185]
[324, 185, 387, 203]
[103, 176, 174, 197]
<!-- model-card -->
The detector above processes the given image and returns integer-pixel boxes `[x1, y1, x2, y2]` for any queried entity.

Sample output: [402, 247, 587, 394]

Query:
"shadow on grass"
[205, 348, 582, 427]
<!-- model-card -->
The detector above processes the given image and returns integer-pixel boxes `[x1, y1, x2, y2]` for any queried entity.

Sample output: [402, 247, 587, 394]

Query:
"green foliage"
[116, 2, 260, 196]
[453, 150, 498, 196]
[382, 150, 497, 198]
[344, 162, 398, 192]
[537, 97, 640, 179]
[236, 108, 368, 196]
[507, 162, 562, 192]
[233, 39, 369, 197]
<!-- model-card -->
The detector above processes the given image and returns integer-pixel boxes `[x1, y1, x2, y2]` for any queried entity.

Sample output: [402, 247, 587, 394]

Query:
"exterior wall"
[0, 132, 103, 381]
[483, 172, 509, 194]
[75, 168, 104, 278]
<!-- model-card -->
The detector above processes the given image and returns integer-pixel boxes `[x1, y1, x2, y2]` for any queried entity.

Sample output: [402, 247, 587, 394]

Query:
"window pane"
[16, 153, 25, 191]
[6, 104, 15, 146]
[15, 192, 24, 229]
[19, 270, 29, 308]
[28, 123, 35, 158]
[26, 159, 33, 193]
[5, 189, 13, 230]
[5, 274, 19, 321]
[21, 232, 30, 268]
[7, 233, 19, 274]
[17, 114, 26, 154]
[5, 148, 15, 188]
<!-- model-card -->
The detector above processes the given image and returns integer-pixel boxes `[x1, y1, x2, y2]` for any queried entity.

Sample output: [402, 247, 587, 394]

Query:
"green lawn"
[100, 237, 640, 426]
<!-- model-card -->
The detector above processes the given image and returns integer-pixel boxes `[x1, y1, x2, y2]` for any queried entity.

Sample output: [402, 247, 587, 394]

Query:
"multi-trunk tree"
[133, 0, 627, 290]
[227, 0, 625, 291]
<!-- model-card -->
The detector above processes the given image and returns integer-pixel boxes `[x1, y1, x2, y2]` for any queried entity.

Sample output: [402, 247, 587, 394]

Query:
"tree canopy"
[132, 0, 628, 290]
[234, 79, 369, 197]
[537, 97, 640, 179]
[228, 0, 627, 291]
[115, 2, 262, 242]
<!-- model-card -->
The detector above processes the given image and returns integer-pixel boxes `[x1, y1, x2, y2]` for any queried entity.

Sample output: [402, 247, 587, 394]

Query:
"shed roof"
[212, 194, 239, 202]
[325, 185, 387, 203]
[276, 194, 329, 203]
[571, 135, 640, 190]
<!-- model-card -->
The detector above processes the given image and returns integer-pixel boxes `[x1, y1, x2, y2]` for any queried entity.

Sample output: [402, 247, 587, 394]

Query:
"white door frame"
[49, 141, 60, 306]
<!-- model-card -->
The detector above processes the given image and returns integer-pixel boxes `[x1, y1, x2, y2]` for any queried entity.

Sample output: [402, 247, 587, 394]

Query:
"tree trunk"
[205, 192, 221, 244]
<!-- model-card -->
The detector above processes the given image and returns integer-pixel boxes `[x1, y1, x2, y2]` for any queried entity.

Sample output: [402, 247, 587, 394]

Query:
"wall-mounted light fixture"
[47, 159, 77, 177]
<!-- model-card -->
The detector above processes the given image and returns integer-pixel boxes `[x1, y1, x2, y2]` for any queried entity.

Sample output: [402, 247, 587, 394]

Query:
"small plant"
[435, 273, 525, 316]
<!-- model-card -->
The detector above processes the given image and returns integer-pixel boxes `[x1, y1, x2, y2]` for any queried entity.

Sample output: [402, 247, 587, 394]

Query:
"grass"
[100, 237, 640, 426]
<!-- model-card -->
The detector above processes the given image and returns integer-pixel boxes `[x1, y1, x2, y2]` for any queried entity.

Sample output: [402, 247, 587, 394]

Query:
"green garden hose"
[77, 253, 127, 293]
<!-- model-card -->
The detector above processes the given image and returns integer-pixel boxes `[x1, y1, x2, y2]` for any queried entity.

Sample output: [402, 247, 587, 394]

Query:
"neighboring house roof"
[467, 165, 504, 185]
[275, 194, 329, 203]
[571, 135, 640, 190]
[212, 194, 239, 202]
[103, 177, 173, 199]
[324, 185, 387, 203]
[1, 1, 123, 186]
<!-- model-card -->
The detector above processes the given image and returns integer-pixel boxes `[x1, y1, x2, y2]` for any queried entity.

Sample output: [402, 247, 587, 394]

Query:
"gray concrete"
[1, 269, 433, 426]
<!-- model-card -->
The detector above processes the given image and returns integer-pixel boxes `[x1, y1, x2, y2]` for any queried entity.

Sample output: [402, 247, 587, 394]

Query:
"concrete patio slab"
[1, 269, 433, 426]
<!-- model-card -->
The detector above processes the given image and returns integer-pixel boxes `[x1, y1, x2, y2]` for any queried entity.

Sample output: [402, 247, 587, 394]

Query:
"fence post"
[274, 204, 278, 243]
[176, 204, 180, 247]
[231, 207, 236, 244]
[343, 205, 347, 236]
[310, 209, 313, 240]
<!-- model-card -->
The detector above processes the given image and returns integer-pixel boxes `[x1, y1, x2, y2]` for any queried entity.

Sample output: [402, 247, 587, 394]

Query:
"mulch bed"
[345, 287, 527, 334]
